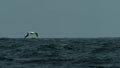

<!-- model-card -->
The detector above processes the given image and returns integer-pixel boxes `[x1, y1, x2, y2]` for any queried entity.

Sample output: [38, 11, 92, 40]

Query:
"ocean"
[0, 38, 120, 68]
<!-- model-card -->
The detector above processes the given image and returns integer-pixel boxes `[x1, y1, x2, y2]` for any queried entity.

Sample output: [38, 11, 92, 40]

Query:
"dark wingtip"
[35, 32, 38, 37]
[24, 33, 29, 39]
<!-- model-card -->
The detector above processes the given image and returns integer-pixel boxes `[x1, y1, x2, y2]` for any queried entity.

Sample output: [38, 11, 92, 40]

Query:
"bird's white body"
[24, 32, 38, 38]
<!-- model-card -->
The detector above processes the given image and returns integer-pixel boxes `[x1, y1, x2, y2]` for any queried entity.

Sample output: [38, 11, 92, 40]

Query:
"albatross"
[24, 32, 38, 38]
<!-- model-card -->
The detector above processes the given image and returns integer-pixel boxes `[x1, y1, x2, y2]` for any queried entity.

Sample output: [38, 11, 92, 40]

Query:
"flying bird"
[24, 32, 38, 38]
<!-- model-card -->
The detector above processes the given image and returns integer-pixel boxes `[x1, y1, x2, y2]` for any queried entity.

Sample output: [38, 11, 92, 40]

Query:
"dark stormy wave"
[0, 37, 120, 68]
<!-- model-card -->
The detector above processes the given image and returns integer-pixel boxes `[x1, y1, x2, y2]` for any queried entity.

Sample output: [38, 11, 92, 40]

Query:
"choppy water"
[0, 38, 120, 68]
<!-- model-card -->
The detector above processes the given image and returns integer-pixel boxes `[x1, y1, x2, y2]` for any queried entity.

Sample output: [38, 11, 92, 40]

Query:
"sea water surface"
[0, 38, 120, 68]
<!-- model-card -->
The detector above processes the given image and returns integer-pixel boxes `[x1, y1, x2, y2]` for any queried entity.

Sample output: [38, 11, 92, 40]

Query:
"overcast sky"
[0, 0, 119, 38]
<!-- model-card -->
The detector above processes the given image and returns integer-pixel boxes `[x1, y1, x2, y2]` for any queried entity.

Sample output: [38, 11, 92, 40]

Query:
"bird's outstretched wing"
[24, 33, 29, 38]
[35, 32, 38, 37]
